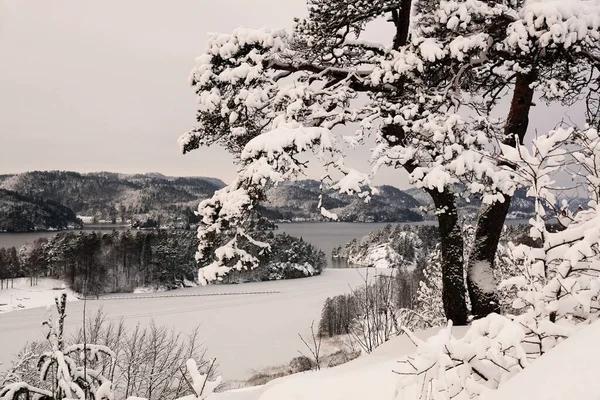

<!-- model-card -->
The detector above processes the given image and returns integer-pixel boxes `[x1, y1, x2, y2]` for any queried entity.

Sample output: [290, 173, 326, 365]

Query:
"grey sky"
[0, 0, 585, 189]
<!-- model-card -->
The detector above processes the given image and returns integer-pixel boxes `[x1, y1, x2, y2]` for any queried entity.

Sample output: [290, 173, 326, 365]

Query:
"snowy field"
[0, 278, 79, 314]
[0, 268, 375, 381]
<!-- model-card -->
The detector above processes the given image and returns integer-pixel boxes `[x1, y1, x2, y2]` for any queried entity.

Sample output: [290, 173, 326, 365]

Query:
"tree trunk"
[386, 3, 470, 323]
[468, 71, 536, 318]
[385, 120, 469, 324]
[428, 188, 469, 325]
[391, 0, 412, 50]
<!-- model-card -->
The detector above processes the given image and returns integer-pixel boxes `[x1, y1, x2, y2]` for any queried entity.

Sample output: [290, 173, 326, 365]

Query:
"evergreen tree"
[181, 0, 600, 324]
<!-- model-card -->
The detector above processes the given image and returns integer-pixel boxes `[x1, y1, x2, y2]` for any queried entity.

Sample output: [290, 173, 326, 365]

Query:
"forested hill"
[0, 171, 226, 222]
[0, 189, 81, 232]
[261, 180, 423, 222]
[0, 172, 426, 224]
[0, 172, 541, 225]
[405, 186, 537, 219]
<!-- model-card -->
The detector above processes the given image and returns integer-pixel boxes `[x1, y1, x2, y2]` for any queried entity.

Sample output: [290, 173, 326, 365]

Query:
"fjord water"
[0, 220, 529, 267]
[0, 224, 129, 249]
[0, 222, 429, 263]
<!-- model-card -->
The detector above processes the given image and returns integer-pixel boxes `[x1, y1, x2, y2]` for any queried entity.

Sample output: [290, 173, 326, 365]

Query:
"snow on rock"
[356, 243, 401, 269]
[0, 278, 78, 314]
[320, 207, 338, 221]
[336, 226, 430, 272]
[483, 319, 600, 400]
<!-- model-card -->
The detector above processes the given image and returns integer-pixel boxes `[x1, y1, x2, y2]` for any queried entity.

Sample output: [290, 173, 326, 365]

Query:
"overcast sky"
[0, 0, 585, 189]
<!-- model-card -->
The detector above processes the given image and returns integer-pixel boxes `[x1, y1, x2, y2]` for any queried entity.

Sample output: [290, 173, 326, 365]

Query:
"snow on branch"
[185, 358, 222, 399]
[395, 125, 600, 399]
[182, 0, 600, 292]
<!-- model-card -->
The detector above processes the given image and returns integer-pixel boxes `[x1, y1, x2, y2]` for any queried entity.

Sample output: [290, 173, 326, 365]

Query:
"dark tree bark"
[388, 135, 468, 324]
[391, 0, 412, 50]
[468, 71, 536, 319]
[428, 188, 469, 325]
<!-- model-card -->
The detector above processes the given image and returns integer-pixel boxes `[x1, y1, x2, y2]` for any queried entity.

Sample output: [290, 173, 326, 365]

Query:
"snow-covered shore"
[0, 278, 78, 314]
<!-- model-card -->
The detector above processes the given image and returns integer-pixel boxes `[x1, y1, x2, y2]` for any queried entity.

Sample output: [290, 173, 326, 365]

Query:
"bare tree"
[297, 321, 322, 371]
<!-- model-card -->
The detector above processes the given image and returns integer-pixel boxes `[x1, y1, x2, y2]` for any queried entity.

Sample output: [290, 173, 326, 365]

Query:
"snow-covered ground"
[355, 243, 400, 269]
[212, 326, 468, 400]
[0, 278, 78, 314]
[0, 268, 374, 381]
[483, 319, 600, 400]
[212, 319, 600, 400]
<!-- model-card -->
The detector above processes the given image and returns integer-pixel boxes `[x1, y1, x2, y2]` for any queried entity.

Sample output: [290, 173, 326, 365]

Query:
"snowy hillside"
[0, 171, 226, 223]
[0, 173, 427, 226]
[212, 326, 468, 400]
[333, 224, 438, 270]
[263, 180, 423, 222]
[484, 319, 600, 400]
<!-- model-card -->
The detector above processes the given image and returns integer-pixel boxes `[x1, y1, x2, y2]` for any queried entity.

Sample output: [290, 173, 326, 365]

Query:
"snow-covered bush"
[3, 308, 218, 400]
[0, 298, 222, 400]
[347, 271, 403, 353]
[395, 126, 600, 399]
[413, 247, 447, 329]
[1, 293, 116, 400]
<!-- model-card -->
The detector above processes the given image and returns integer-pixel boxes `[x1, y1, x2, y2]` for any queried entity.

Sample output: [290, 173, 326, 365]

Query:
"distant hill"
[0, 171, 554, 227]
[0, 189, 81, 232]
[262, 180, 423, 222]
[0, 171, 226, 223]
[404, 186, 537, 219]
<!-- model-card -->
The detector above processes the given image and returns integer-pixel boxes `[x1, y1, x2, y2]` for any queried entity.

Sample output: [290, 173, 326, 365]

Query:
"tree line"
[0, 230, 199, 295]
[0, 229, 326, 294]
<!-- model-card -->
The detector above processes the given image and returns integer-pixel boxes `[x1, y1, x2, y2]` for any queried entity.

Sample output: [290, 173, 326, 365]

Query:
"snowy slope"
[0, 171, 226, 220]
[483, 320, 600, 400]
[0, 189, 81, 232]
[212, 326, 468, 400]
[214, 320, 600, 400]
[263, 180, 422, 222]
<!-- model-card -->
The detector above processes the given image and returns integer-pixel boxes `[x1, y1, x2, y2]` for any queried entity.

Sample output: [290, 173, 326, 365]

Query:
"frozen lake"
[0, 268, 376, 381]
[0, 220, 531, 381]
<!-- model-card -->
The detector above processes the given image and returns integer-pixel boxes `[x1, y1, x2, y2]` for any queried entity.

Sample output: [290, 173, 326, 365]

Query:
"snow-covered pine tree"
[181, 0, 600, 323]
